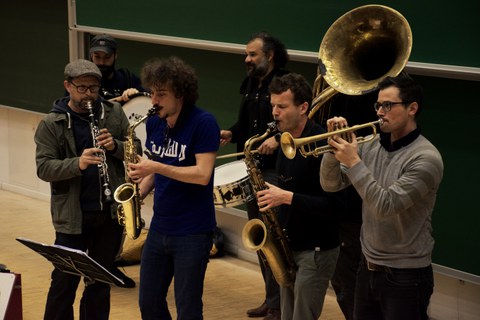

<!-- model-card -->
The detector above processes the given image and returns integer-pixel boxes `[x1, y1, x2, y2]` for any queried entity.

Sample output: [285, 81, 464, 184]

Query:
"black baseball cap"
[89, 34, 117, 54]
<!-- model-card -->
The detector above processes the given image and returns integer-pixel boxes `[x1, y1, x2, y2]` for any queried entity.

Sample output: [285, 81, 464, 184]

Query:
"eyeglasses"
[373, 101, 409, 112]
[69, 82, 101, 94]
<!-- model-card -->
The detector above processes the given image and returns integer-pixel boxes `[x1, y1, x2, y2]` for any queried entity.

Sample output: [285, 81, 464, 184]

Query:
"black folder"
[16, 237, 124, 286]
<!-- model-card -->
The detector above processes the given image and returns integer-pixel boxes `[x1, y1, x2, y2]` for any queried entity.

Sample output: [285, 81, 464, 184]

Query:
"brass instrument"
[108, 91, 151, 103]
[114, 105, 159, 240]
[308, 5, 412, 121]
[241, 122, 296, 288]
[281, 119, 383, 159]
[216, 150, 258, 160]
[86, 101, 113, 204]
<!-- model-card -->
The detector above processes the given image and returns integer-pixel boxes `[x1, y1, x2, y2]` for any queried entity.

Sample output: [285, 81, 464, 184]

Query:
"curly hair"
[248, 31, 289, 69]
[141, 56, 199, 107]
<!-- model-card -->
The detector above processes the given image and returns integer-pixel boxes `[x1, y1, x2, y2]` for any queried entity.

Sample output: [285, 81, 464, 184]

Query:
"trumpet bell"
[280, 132, 297, 160]
[318, 5, 412, 95]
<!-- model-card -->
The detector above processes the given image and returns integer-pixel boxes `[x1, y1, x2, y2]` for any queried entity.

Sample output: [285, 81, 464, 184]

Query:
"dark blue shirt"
[145, 106, 220, 235]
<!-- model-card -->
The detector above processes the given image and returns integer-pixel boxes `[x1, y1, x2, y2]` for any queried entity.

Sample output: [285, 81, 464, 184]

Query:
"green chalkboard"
[0, 1, 69, 114]
[415, 75, 480, 280]
[75, 0, 479, 68]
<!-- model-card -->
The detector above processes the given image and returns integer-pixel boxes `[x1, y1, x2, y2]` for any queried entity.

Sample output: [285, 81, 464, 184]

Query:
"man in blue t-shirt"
[127, 56, 220, 319]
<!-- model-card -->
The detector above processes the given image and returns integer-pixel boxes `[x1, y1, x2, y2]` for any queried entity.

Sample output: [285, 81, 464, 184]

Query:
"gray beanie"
[64, 59, 102, 80]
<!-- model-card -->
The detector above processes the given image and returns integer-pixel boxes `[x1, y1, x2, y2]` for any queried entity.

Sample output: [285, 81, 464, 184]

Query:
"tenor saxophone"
[114, 106, 158, 240]
[241, 122, 296, 288]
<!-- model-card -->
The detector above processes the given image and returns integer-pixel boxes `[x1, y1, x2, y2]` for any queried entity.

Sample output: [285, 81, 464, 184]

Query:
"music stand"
[16, 237, 124, 287]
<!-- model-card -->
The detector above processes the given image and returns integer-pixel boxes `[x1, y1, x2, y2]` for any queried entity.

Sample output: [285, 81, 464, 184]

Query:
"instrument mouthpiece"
[267, 121, 278, 132]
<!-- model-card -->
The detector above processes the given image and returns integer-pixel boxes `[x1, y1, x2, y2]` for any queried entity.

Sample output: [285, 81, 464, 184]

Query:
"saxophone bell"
[114, 182, 144, 240]
[114, 106, 157, 240]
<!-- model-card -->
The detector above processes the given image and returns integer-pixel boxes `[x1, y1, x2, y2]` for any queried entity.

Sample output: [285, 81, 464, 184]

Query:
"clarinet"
[86, 101, 114, 204]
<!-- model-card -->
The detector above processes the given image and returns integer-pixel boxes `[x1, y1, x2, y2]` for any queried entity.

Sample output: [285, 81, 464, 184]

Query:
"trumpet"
[281, 119, 383, 159]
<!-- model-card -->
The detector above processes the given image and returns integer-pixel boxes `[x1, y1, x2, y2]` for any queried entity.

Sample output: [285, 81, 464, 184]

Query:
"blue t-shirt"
[145, 106, 220, 235]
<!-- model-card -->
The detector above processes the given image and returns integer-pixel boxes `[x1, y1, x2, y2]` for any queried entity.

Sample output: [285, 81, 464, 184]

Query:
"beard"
[78, 98, 96, 111]
[246, 57, 269, 78]
[97, 62, 116, 79]
[69, 97, 96, 113]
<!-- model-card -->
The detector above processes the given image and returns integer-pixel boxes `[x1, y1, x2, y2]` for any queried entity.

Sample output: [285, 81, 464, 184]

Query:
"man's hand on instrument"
[79, 148, 102, 170]
[256, 182, 293, 212]
[326, 116, 348, 132]
[257, 136, 278, 155]
[128, 156, 154, 183]
[219, 130, 232, 147]
[326, 117, 361, 168]
[121, 88, 140, 102]
[96, 128, 116, 151]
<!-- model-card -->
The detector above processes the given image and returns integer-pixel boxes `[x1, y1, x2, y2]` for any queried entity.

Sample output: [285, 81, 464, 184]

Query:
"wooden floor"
[0, 189, 344, 320]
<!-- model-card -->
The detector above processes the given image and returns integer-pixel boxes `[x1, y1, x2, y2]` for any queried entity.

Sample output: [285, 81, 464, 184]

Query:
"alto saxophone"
[114, 106, 159, 240]
[241, 122, 297, 288]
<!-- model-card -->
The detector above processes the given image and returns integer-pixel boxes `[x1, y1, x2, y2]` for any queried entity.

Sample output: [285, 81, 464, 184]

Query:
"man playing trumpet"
[320, 72, 444, 320]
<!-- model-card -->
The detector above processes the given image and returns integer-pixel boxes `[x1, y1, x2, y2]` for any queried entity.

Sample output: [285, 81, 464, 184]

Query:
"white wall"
[1, 105, 479, 320]
[0, 106, 49, 200]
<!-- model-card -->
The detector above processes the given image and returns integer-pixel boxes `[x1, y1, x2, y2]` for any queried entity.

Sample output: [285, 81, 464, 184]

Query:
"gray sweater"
[320, 134, 443, 268]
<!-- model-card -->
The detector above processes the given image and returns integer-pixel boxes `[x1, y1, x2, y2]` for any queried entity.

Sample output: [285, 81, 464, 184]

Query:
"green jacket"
[34, 98, 141, 234]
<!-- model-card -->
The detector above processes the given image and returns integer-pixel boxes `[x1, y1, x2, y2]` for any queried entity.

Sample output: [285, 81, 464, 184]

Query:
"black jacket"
[229, 68, 288, 170]
[277, 120, 345, 251]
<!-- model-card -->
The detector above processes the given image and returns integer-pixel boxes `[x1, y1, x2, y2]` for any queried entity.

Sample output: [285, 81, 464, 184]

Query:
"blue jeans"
[139, 228, 212, 320]
[354, 258, 434, 320]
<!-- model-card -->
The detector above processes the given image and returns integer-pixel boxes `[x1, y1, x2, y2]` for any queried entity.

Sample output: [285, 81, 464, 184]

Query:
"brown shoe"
[247, 302, 268, 317]
[263, 308, 280, 320]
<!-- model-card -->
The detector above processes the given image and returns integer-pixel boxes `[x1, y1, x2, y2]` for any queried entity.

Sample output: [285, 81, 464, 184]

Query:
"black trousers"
[354, 259, 434, 320]
[331, 221, 362, 320]
[44, 209, 124, 320]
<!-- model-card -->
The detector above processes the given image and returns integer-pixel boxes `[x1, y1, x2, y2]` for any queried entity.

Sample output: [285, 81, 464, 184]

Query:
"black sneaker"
[111, 267, 136, 288]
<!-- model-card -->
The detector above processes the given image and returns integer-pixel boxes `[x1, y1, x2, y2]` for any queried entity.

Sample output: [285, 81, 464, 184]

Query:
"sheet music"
[16, 237, 124, 286]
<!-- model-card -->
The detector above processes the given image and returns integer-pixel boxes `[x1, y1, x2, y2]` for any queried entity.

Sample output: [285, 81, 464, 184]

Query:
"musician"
[324, 92, 378, 320]
[256, 73, 345, 320]
[34, 59, 139, 320]
[220, 31, 289, 320]
[89, 33, 145, 103]
[320, 72, 444, 320]
[127, 56, 220, 319]
[89, 33, 146, 287]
